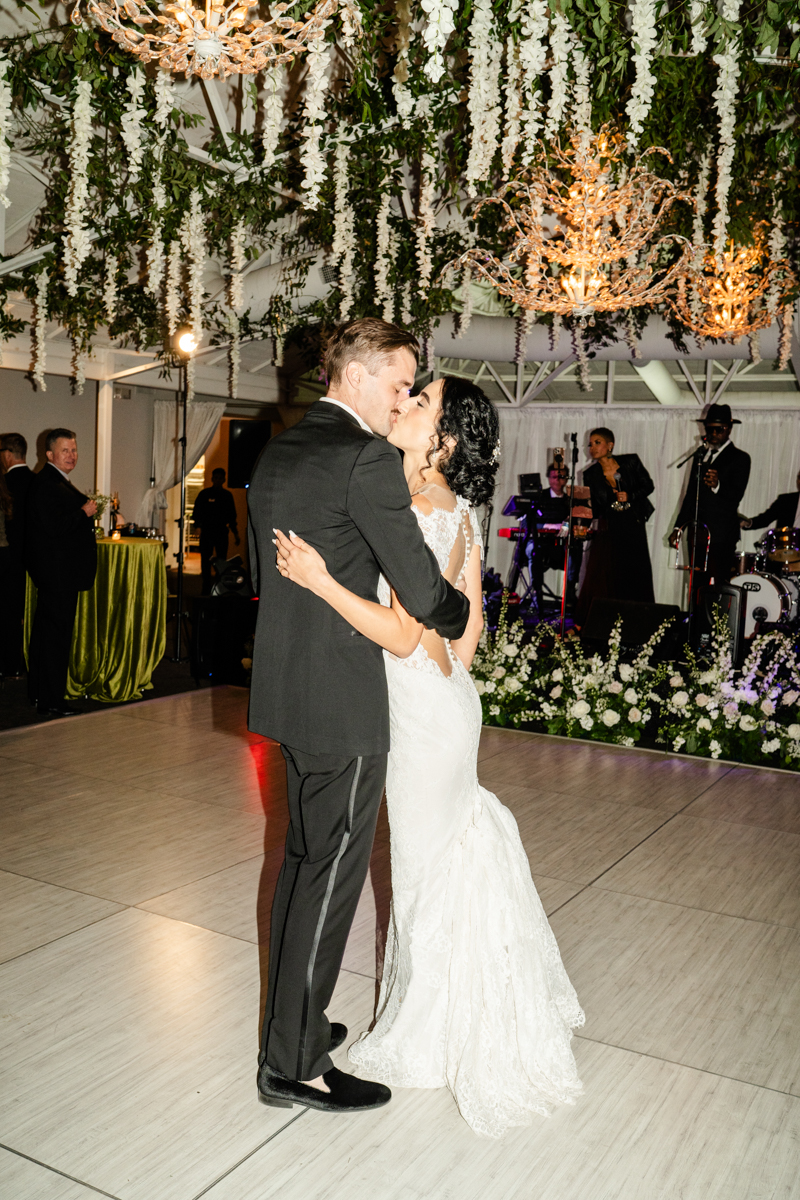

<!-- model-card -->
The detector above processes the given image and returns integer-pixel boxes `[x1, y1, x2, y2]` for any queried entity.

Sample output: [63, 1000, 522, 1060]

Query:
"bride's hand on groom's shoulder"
[273, 529, 330, 594]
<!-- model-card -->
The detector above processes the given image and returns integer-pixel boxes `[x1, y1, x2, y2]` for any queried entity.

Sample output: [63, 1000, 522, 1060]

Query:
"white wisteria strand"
[331, 138, 356, 320]
[544, 13, 572, 140]
[103, 254, 118, 324]
[766, 207, 786, 316]
[711, 4, 741, 262]
[421, 0, 458, 84]
[63, 80, 93, 299]
[229, 219, 247, 312]
[382, 228, 399, 323]
[455, 266, 473, 339]
[339, 0, 362, 51]
[501, 35, 522, 176]
[72, 340, 86, 396]
[261, 67, 285, 170]
[571, 40, 592, 136]
[374, 192, 393, 316]
[153, 69, 174, 129]
[626, 0, 658, 147]
[519, 0, 549, 161]
[416, 150, 436, 296]
[165, 239, 181, 336]
[690, 154, 711, 319]
[228, 309, 240, 399]
[299, 35, 332, 210]
[33, 270, 48, 392]
[180, 190, 206, 393]
[120, 67, 146, 182]
[0, 56, 12, 211]
[778, 305, 793, 372]
[392, 0, 415, 122]
[690, 1, 708, 55]
[465, 0, 503, 195]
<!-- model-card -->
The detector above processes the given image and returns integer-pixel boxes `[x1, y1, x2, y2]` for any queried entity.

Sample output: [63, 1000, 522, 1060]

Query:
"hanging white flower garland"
[180, 190, 205, 399]
[228, 309, 240, 399]
[571, 39, 592, 135]
[544, 13, 573, 140]
[421, 0, 458, 84]
[392, 0, 415, 122]
[229, 219, 246, 313]
[711, 2, 742, 262]
[691, 153, 711, 320]
[165, 240, 180, 336]
[383, 228, 399, 323]
[626, 0, 658, 147]
[501, 35, 522, 177]
[331, 138, 357, 320]
[103, 254, 118, 324]
[145, 151, 166, 299]
[300, 34, 333, 210]
[262, 67, 285, 171]
[374, 192, 393, 316]
[465, 0, 503, 196]
[690, 1, 708, 55]
[63, 79, 93, 299]
[33, 269, 48, 392]
[416, 150, 436, 297]
[519, 0, 549, 161]
[153, 69, 174, 130]
[120, 67, 146, 182]
[72, 340, 86, 396]
[0, 56, 12, 212]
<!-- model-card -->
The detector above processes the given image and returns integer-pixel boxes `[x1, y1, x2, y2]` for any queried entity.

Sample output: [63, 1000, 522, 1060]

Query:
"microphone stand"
[559, 432, 579, 638]
[679, 439, 707, 648]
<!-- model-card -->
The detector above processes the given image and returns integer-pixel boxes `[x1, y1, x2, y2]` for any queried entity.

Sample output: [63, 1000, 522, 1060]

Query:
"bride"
[273, 374, 584, 1138]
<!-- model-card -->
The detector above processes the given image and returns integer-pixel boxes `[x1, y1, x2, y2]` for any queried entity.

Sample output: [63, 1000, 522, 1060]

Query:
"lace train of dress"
[348, 492, 584, 1138]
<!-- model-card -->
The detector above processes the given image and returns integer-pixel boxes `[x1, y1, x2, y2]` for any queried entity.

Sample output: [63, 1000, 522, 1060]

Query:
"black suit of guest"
[26, 463, 97, 707]
[675, 442, 751, 584]
[575, 453, 655, 625]
[248, 400, 468, 1085]
[0, 464, 34, 675]
[747, 492, 800, 531]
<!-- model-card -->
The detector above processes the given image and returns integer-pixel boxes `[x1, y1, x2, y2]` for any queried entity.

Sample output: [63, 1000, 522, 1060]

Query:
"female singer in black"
[574, 426, 655, 627]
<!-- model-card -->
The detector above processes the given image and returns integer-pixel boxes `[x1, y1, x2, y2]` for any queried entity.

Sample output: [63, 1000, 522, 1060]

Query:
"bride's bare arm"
[274, 530, 423, 658]
[449, 544, 484, 669]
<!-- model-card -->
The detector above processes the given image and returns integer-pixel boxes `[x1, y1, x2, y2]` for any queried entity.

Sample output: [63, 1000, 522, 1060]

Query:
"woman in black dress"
[575, 426, 655, 628]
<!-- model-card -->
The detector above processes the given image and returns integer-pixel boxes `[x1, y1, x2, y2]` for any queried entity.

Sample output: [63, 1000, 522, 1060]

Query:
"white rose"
[474, 679, 486, 695]
[619, 664, 634, 682]
[551, 668, 564, 682]
[492, 666, 506, 679]
[672, 691, 689, 708]
[787, 724, 800, 740]
[571, 699, 591, 718]
[608, 681, 623, 694]
[624, 688, 638, 705]
[502, 642, 519, 657]
[670, 674, 683, 687]
[484, 681, 496, 694]
[506, 678, 522, 693]
[781, 690, 799, 706]
[550, 685, 563, 699]
[709, 739, 722, 758]
[760, 699, 775, 716]
[739, 715, 758, 732]
[628, 707, 642, 723]
[579, 715, 594, 730]
[696, 693, 709, 708]
[602, 709, 620, 727]
[697, 717, 712, 732]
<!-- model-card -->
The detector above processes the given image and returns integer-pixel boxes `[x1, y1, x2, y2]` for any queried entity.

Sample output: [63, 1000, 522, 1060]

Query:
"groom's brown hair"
[324, 318, 420, 386]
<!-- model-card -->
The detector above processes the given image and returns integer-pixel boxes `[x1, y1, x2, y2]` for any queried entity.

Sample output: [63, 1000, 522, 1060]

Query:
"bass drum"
[735, 572, 796, 637]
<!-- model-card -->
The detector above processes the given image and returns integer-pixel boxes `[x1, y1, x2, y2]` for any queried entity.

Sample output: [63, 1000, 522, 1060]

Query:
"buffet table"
[25, 537, 167, 703]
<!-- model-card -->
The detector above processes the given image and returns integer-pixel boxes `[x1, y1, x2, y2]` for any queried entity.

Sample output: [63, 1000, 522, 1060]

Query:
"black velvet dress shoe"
[37, 705, 80, 717]
[329, 1023, 347, 1052]
[257, 1064, 391, 1113]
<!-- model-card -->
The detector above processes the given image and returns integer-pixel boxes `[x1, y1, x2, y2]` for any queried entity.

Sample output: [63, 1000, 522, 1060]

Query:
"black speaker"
[190, 595, 259, 685]
[716, 583, 746, 666]
[228, 420, 272, 488]
[581, 598, 683, 657]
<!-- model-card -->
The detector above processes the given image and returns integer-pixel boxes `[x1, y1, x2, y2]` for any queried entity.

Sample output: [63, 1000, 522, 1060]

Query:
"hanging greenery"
[0, 1, 796, 390]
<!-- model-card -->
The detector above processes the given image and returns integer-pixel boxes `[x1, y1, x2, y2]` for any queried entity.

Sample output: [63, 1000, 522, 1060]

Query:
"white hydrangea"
[762, 738, 780, 754]
[626, 0, 658, 147]
[121, 67, 146, 182]
[709, 739, 722, 758]
[619, 663, 634, 682]
[63, 79, 93, 298]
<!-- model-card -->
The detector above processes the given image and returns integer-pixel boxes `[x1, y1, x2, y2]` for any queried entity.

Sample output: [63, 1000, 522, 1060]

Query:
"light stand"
[559, 433, 579, 638]
[170, 328, 198, 663]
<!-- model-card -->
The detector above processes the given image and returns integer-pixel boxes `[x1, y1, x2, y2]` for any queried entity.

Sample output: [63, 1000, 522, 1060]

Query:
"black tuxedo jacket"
[583, 453, 655, 523]
[247, 401, 470, 756]
[749, 491, 799, 531]
[4, 464, 34, 565]
[26, 463, 98, 592]
[676, 442, 751, 546]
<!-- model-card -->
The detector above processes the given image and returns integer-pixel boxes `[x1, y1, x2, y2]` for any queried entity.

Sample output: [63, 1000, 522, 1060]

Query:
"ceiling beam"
[520, 354, 578, 403]
[632, 360, 685, 405]
[676, 359, 703, 404]
[519, 360, 552, 405]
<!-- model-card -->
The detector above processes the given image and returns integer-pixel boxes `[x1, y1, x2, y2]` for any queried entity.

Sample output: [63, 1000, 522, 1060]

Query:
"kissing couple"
[248, 317, 584, 1138]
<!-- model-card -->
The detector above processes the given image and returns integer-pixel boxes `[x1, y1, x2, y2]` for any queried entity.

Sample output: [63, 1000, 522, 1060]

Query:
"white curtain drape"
[491, 405, 800, 608]
[136, 396, 226, 528]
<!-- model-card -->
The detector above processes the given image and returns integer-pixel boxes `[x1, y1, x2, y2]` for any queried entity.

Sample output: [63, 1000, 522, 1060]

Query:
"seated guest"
[0, 433, 34, 678]
[26, 428, 97, 717]
[575, 427, 655, 628]
[740, 470, 800, 531]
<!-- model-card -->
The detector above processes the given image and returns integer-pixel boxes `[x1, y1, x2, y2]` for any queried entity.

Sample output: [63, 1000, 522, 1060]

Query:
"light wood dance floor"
[1, 687, 798, 1199]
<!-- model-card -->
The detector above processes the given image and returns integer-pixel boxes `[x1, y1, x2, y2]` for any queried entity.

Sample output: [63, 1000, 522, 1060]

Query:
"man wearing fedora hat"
[670, 403, 751, 602]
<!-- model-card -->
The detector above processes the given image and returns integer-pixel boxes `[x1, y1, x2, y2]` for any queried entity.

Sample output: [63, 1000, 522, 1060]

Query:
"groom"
[248, 318, 469, 1113]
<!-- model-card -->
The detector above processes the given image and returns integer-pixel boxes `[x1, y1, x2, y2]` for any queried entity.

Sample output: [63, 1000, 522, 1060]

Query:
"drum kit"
[732, 526, 800, 637]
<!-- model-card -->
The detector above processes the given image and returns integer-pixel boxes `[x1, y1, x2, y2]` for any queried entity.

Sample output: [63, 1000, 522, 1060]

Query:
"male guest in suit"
[670, 403, 751, 603]
[192, 467, 240, 594]
[248, 318, 469, 1114]
[740, 470, 800, 532]
[26, 428, 98, 717]
[0, 433, 35, 677]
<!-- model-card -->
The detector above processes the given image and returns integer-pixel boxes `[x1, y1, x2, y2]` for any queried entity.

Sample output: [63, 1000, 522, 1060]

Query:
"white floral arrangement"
[153, 69, 174, 129]
[120, 67, 146, 183]
[465, 0, 503, 196]
[165, 239, 181, 336]
[421, 0, 458, 85]
[63, 79, 93, 298]
[416, 149, 436, 296]
[299, 35, 332, 210]
[501, 34, 522, 177]
[571, 40, 592, 136]
[543, 12, 572, 141]
[180, 188, 205, 350]
[103, 254, 118, 324]
[0, 55, 12, 211]
[229, 218, 247, 313]
[331, 137, 356, 320]
[519, 0, 549, 162]
[374, 192, 393, 316]
[261, 67, 285, 171]
[33, 268, 48, 391]
[625, 0, 658, 148]
[711, 2, 741, 262]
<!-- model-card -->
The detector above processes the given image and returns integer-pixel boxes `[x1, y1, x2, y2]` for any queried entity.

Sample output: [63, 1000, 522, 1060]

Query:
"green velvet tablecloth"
[25, 538, 167, 703]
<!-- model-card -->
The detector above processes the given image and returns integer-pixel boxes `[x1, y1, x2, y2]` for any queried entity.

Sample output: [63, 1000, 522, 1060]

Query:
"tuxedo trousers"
[28, 583, 79, 707]
[261, 745, 387, 1081]
[0, 549, 26, 675]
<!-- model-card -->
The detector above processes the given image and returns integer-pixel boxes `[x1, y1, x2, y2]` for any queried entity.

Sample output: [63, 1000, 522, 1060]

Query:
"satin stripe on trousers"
[260, 745, 387, 1081]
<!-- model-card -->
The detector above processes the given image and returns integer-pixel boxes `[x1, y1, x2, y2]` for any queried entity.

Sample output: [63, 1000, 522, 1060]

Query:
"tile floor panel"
[0, 1148, 114, 1200]
[0, 871, 124, 964]
[686, 764, 800, 835]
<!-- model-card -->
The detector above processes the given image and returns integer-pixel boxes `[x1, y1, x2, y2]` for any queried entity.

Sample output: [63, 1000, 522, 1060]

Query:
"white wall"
[0, 368, 97, 492]
[110, 390, 156, 524]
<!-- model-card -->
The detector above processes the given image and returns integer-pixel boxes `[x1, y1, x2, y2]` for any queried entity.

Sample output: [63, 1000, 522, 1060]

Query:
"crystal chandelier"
[670, 233, 793, 342]
[452, 127, 693, 320]
[69, 0, 352, 79]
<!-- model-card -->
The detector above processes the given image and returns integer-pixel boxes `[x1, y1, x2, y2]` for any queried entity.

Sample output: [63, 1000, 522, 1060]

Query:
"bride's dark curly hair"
[428, 375, 500, 507]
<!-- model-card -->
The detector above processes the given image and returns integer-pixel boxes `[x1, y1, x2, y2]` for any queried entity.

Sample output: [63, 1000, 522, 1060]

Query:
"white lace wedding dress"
[348, 484, 585, 1138]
